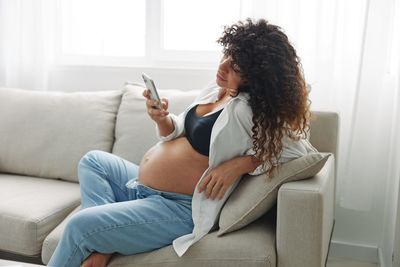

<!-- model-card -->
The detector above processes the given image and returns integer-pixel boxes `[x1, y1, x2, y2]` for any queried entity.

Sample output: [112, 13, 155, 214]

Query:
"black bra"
[184, 104, 223, 156]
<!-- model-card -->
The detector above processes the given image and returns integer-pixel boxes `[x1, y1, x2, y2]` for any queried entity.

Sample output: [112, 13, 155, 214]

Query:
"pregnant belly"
[138, 137, 209, 195]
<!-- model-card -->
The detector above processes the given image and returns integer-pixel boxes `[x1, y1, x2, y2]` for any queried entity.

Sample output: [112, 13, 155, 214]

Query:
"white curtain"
[0, 0, 56, 91]
[254, 0, 400, 213]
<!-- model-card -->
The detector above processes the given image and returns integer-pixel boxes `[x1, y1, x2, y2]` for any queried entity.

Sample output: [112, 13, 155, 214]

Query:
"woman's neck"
[216, 87, 233, 103]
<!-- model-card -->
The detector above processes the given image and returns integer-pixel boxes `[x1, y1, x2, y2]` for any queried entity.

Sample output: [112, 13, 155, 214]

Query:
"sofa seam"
[110, 90, 125, 153]
[278, 187, 321, 193]
[0, 204, 76, 256]
[35, 200, 81, 224]
[35, 201, 80, 257]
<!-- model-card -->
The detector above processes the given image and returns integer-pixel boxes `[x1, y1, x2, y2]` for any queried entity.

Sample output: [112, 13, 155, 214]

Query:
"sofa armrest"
[276, 155, 335, 267]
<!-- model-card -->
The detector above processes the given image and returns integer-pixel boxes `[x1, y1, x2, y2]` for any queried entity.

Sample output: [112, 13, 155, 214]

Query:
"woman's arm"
[222, 155, 262, 176]
[198, 155, 263, 200]
[156, 116, 175, 137]
[143, 89, 184, 140]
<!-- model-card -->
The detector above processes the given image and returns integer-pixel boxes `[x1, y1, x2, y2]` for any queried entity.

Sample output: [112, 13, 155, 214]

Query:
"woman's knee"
[61, 209, 105, 256]
[77, 150, 108, 179]
[63, 211, 89, 242]
[79, 150, 107, 166]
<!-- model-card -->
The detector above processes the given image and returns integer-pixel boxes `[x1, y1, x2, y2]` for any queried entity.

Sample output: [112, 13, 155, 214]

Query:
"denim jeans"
[47, 150, 194, 267]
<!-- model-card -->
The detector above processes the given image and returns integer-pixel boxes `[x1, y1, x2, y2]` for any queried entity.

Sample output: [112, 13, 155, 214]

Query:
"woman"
[48, 18, 316, 267]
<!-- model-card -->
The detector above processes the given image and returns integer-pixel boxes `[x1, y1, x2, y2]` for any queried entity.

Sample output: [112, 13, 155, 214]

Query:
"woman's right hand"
[142, 89, 170, 123]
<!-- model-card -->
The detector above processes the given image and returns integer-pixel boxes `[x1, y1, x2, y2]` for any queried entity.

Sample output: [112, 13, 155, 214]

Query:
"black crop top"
[184, 104, 223, 156]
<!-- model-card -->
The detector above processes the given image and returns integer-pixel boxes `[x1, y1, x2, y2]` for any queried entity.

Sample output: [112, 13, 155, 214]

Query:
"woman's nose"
[219, 58, 230, 71]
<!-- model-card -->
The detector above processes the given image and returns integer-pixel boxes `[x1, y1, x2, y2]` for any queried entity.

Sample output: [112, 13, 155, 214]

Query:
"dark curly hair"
[217, 18, 310, 177]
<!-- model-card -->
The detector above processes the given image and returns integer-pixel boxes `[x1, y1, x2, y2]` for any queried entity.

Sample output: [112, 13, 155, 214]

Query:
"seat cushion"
[42, 205, 277, 267]
[0, 174, 80, 256]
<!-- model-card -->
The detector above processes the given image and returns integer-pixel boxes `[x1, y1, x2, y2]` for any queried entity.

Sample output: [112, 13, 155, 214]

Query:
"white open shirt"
[155, 84, 317, 256]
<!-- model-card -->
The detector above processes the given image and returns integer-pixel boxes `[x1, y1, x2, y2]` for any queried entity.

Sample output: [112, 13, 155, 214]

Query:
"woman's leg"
[77, 150, 139, 208]
[47, 190, 193, 267]
[48, 150, 140, 266]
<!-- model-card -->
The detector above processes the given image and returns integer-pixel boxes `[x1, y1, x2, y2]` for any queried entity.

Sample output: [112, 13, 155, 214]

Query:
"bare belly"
[138, 137, 209, 195]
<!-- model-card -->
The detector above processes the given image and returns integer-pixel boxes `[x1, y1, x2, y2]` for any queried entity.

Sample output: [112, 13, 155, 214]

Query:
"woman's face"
[216, 55, 243, 96]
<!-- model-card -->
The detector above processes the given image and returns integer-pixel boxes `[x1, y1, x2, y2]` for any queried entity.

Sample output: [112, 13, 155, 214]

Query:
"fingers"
[147, 103, 169, 117]
[209, 182, 224, 200]
[198, 174, 211, 193]
[161, 98, 169, 110]
[199, 174, 226, 200]
[143, 89, 169, 122]
[205, 178, 218, 198]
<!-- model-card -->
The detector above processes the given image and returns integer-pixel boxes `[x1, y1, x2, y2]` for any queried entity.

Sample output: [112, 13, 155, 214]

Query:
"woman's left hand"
[198, 159, 242, 200]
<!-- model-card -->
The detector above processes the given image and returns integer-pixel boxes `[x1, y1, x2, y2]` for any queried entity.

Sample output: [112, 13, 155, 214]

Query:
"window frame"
[54, 0, 251, 69]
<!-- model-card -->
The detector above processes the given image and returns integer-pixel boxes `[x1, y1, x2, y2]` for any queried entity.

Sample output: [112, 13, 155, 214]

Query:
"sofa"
[0, 84, 338, 267]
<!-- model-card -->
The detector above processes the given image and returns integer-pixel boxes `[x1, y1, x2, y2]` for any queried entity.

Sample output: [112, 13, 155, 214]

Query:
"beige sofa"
[0, 85, 338, 267]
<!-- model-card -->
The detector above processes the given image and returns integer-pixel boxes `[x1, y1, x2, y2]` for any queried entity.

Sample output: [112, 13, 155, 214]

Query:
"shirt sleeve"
[155, 83, 219, 142]
[155, 112, 186, 142]
[245, 135, 318, 176]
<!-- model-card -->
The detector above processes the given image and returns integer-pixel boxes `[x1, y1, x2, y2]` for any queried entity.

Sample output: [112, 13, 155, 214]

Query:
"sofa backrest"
[309, 111, 339, 157]
[111, 85, 199, 164]
[113, 85, 339, 166]
[0, 88, 122, 182]
[0, 86, 338, 183]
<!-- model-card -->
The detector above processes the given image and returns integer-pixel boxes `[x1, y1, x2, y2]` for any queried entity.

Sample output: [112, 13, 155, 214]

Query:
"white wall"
[47, 65, 216, 92]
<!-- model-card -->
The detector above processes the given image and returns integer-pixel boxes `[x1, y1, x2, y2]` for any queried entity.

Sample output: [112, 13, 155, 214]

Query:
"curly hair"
[217, 18, 310, 177]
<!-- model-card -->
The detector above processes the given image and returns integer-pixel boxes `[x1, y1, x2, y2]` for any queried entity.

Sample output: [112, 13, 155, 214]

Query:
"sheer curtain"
[252, 0, 399, 214]
[0, 0, 56, 91]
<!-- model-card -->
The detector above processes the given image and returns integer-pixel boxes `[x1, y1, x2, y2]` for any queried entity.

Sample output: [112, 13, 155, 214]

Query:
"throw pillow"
[217, 152, 331, 236]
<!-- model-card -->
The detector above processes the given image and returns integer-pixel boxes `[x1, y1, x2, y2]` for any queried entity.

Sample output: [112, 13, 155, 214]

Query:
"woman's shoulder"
[229, 93, 252, 114]
[226, 94, 253, 130]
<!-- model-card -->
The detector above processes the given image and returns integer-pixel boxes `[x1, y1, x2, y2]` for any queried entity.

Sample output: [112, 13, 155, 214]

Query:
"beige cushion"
[42, 205, 277, 267]
[0, 174, 80, 256]
[41, 205, 82, 264]
[309, 111, 339, 157]
[112, 85, 198, 164]
[217, 152, 330, 236]
[0, 88, 122, 182]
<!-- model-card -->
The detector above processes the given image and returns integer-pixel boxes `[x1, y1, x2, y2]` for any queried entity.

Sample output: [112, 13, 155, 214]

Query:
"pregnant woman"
[48, 18, 316, 267]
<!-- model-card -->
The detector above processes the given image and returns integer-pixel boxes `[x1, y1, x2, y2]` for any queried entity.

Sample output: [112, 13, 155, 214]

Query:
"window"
[162, 0, 241, 51]
[60, 0, 145, 57]
[57, 0, 247, 68]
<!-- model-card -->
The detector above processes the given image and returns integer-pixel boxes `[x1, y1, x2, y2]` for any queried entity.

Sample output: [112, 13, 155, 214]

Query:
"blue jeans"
[47, 150, 194, 267]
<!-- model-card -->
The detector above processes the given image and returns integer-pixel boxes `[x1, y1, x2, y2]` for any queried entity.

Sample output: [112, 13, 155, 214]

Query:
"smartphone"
[142, 73, 162, 109]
